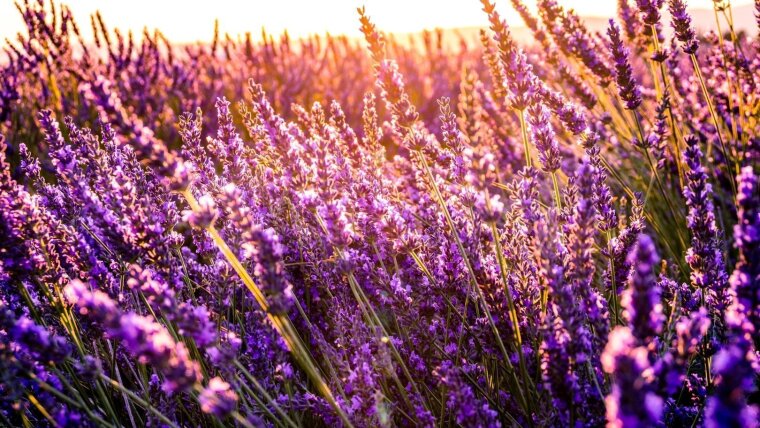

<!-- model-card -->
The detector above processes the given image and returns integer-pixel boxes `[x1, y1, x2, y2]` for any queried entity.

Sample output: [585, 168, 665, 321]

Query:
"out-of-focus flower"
[602, 327, 663, 427]
[199, 377, 239, 417]
[621, 233, 663, 344]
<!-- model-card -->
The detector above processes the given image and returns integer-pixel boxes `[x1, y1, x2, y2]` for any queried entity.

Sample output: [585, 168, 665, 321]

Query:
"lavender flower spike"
[668, 0, 699, 54]
[602, 327, 663, 427]
[607, 19, 642, 110]
[526, 102, 561, 173]
[621, 233, 664, 345]
[683, 136, 729, 313]
[64, 280, 202, 394]
[199, 377, 239, 417]
[726, 166, 760, 348]
[704, 344, 758, 428]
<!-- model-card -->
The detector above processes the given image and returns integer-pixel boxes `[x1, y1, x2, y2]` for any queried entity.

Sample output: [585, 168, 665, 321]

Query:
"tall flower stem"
[99, 374, 180, 428]
[489, 220, 536, 416]
[646, 23, 686, 187]
[518, 109, 533, 168]
[606, 231, 620, 328]
[711, 5, 743, 148]
[233, 360, 299, 428]
[551, 172, 562, 210]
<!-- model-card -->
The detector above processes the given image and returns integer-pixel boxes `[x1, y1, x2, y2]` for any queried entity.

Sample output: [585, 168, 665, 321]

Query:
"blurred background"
[1, 0, 756, 44]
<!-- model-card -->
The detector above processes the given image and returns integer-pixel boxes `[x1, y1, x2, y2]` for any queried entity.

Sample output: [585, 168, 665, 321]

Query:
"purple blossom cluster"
[1, 0, 759, 427]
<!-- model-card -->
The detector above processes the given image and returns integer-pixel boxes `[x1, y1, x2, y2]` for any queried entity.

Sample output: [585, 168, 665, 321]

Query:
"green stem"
[99, 374, 179, 428]
[606, 231, 619, 328]
[550, 172, 562, 210]
[518, 109, 532, 168]
[489, 221, 535, 416]
[633, 111, 686, 250]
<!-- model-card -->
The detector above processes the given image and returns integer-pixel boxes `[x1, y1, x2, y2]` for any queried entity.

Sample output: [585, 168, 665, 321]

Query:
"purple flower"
[126, 264, 176, 312]
[434, 361, 501, 428]
[219, 184, 293, 314]
[79, 79, 191, 191]
[4, 313, 71, 363]
[538, 0, 614, 85]
[526, 103, 561, 173]
[668, 0, 699, 54]
[183, 193, 218, 229]
[704, 344, 758, 428]
[726, 166, 760, 348]
[683, 136, 729, 314]
[482, 0, 540, 110]
[635, 0, 663, 26]
[652, 94, 671, 169]
[618, 0, 644, 46]
[374, 60, 420, 131]
[112, 313, 201, 393]
[621, 233, 664, 345]
[607, 20, 642, 110]
[602, 327, 663, 427]
[588, 146, 618, 231]
[3, 2, 758, 425]
[64, 280, 201, 393]
[199, 377, 239, 417]
[661, 309, 710, 397]
[63, 279, 121, 327]
[604, 194, 645, 296]
[475, 192, 505, 223]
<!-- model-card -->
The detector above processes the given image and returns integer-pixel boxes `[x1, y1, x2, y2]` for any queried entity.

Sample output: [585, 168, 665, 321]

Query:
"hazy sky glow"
[0, 0, 753, 43]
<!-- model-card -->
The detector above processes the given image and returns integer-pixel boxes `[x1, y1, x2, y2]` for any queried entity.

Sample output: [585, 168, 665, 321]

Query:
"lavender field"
[0, 0, 759, 426]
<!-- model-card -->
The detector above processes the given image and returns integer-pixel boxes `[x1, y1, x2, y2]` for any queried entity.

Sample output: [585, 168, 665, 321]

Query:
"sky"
[0, 0, 754, 44]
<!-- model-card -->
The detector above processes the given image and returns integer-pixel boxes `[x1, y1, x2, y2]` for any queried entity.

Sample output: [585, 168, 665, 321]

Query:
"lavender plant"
[1, 0, 758, 426]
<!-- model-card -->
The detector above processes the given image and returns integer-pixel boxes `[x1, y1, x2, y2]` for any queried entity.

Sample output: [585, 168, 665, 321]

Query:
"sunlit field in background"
[0, 0, 758, 427]
[0, 0, 756, 42]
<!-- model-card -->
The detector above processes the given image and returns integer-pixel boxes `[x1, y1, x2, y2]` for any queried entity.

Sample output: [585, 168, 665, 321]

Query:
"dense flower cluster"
[1, 0, 759, 426]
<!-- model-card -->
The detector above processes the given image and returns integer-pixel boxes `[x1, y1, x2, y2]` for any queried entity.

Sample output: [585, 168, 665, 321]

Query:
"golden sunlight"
[1, 0, 752, 43]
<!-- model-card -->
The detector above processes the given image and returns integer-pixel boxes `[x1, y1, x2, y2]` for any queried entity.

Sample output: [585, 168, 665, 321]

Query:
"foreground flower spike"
[526, 102, 561, 173]
[482, 0, 538, 111]
[602, 327, 663, 427]
[704, 344, 758, 428]
[114, 313, 202, 393]
[63, 279, 121, 326]
[3, 313, 71, 364]
[64, 280, 201, 393]
[199, 377, 239, 417]
[622, 233, 663, 345]
[727, 167, 760, 348]
[683, 136, 729, 315]
[668, 0, 698, 54]
[607, 19, 642, 110]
